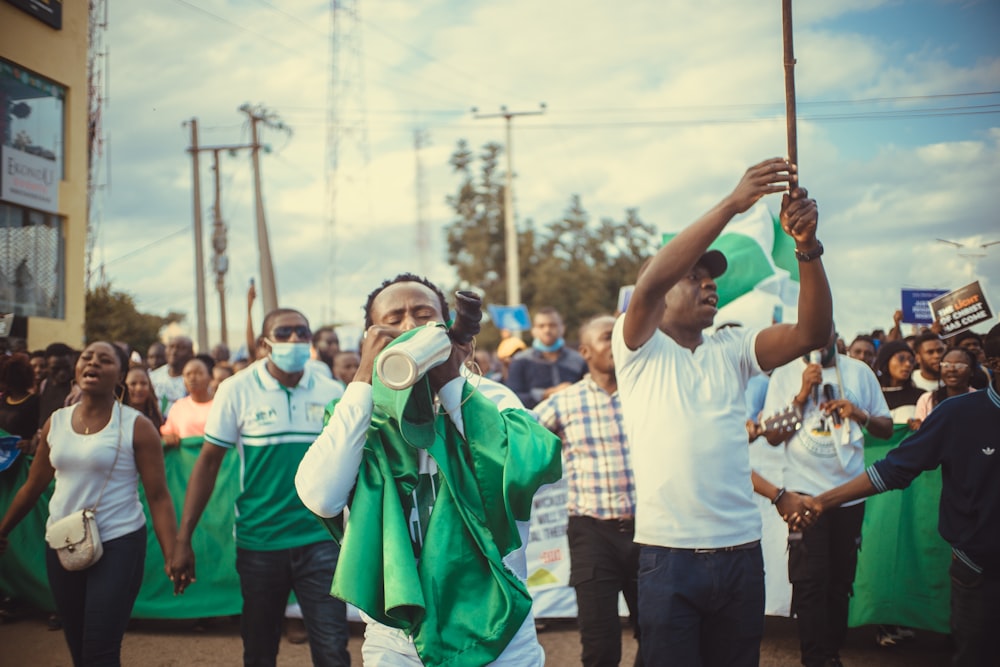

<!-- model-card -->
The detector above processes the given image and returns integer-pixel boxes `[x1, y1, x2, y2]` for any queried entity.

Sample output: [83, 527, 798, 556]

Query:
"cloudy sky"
[93, 0, 1000, 350]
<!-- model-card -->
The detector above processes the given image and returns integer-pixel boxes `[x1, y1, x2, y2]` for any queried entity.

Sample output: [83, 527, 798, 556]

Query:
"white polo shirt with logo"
[205, 358, 344, 550]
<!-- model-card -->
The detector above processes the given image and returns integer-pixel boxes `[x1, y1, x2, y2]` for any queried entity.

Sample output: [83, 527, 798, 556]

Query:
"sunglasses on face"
[940, 361, 969, 371]
[270, 325, 312, 341]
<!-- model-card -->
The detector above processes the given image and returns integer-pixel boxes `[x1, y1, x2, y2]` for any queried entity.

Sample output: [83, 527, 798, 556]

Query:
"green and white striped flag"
[662, 203, 800, 330]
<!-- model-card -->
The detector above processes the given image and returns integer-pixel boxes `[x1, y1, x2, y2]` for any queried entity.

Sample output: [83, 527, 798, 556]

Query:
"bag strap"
[89, 403, 124, 513]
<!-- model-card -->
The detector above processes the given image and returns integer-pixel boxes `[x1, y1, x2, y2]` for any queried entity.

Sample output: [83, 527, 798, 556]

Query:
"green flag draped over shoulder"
[320, 327, 562, 667]
[661, 203, 800, 329]
[847, 424, 951, 632]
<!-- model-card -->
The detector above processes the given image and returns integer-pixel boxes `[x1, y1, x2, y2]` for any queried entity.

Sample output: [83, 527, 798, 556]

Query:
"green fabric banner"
[0, 438, 244, 619]
[847, 424, 951, 632]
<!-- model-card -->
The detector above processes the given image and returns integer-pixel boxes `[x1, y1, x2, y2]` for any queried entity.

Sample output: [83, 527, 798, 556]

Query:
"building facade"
[1, 0, 87, 349]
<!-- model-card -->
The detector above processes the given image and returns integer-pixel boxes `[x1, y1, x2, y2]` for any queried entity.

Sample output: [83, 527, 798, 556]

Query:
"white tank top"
[47, 403, 146, 542]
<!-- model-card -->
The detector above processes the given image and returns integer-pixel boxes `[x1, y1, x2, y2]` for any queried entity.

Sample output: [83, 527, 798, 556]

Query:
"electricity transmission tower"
[325, 0, 371, 324]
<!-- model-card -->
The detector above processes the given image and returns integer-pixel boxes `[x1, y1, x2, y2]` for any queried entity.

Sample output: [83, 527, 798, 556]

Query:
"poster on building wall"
[3, 0, 62, 29]
[0, 313, 15, 337]
[1, 145, 59, 214]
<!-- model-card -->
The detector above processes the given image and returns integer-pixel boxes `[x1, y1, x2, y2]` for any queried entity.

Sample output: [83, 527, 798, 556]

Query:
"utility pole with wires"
[86, 0, 110, 290]
[200, 143, 255, 344]
[472, 103, 546, 307]
[184, 118, 209, 352]
[239, 103, 290, 316]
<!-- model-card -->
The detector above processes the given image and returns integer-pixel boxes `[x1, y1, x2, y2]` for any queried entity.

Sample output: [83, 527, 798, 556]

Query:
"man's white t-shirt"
[911, 370, 940, 392]
[611, 317, 764, 549]
[762, 354, 891, 503]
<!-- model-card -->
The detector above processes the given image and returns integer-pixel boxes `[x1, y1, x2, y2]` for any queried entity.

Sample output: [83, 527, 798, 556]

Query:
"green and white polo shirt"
[205, 359, 344, 550]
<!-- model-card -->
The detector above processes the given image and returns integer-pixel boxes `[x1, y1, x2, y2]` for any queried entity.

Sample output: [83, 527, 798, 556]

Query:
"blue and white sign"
[901, 288, 949, 325]
[486, 304, 531, 331]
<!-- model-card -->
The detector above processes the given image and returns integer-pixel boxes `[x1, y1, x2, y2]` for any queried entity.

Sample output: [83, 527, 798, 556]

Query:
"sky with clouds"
[93, 0, 1000, 350]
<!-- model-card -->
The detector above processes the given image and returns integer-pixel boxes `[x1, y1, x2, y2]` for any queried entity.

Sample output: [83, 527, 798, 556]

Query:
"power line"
[259, 104, 1000, 132]
[549, 90, 1000, 115]
[273, 90, 1000, 119]
[101, 226, 189, 267]
[168, 0, 316, 57]
[360, 17, 525, 103]
[281, 0, 520, 104]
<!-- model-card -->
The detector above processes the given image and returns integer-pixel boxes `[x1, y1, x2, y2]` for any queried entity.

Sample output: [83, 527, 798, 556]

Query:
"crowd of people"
[0, 158, 997, 667]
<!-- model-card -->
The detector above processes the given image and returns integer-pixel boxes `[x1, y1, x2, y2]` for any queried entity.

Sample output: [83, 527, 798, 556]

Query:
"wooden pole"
[782, 0, 799, 187]
[187, 119, 209, 352]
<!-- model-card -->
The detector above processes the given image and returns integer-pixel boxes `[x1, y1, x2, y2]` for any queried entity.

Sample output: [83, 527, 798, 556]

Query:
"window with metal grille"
[0, 201, 65, 319]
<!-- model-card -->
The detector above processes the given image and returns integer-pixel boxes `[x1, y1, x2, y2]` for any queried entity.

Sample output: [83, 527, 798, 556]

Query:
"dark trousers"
[787, 502, 864, 667]
[637, 542, 764, 667]
[46, 525, 147, 667]
[949, 557, 1000, 667]
[235, 541, 349, 667]
[567, 515, 643, 667]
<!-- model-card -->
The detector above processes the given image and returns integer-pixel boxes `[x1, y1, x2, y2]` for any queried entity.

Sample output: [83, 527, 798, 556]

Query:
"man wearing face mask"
[169, 309, 350, 667]
[754, 327, 893, 667]
[506, 307, 587, 408]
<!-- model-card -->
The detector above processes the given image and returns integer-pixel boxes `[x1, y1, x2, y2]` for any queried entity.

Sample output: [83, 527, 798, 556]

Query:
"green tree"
[525, 197, 657, 341]
[444, 140, 508, 308]
[444, 141, 658, 347]
[85, 284, 184, 354]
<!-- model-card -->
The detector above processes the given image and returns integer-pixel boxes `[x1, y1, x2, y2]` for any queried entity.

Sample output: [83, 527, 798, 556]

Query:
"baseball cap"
[698, 249, 728, 279]
[496, 337, 527, 360]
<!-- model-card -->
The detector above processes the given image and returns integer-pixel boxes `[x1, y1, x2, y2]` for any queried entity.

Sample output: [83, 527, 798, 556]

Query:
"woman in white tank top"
[0, 341, 179, 666]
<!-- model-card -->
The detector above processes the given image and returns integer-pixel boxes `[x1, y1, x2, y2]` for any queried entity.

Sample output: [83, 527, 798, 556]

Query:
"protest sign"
[485, 304, 530, 331]
[929, 281, 993, 337]
[900, 288, 948, 325]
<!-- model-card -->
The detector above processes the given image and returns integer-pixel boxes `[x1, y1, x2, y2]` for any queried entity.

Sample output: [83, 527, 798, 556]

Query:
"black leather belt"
[571, 515, 635, 533]
[666, 539, 760, 555]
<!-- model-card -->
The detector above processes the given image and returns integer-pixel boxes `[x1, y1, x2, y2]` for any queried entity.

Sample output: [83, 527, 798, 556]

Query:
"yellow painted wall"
[0, 1, 88, 349]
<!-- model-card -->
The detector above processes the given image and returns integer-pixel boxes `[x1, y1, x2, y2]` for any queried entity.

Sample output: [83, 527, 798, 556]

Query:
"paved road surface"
[1, 610, 952, 666]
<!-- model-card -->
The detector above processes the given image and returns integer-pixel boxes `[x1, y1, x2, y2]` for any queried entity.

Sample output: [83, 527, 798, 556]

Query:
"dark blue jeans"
[568, 515, 642, 667]
[949, 557, 1000, 667]
[637, 542, 764, 667]
[46, 525, 147, 667]
[235, 541, 349, 667]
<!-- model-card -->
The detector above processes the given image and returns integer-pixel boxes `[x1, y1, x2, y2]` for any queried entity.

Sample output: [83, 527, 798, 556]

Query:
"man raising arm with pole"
[612, 158, 832, 666]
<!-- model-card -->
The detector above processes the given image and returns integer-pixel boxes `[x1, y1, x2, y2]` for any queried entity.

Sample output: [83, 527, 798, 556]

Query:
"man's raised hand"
[727, 158, 794, 215]
[780, 187, 819, 248]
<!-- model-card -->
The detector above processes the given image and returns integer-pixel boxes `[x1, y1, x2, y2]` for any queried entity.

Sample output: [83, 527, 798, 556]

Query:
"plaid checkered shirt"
[534, 375, 636, 520]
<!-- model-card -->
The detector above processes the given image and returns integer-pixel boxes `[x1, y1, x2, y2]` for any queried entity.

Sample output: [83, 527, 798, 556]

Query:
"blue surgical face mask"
[267, 341, 312, 373]
[533, 337, 565, 353]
